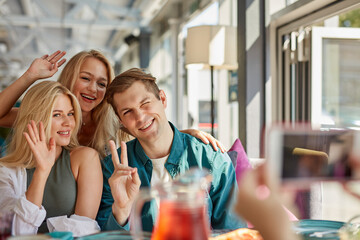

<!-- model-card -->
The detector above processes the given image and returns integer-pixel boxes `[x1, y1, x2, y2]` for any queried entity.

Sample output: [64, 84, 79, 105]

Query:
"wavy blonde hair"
[57, 49, 129, 158]
[0, 81, 81, 168]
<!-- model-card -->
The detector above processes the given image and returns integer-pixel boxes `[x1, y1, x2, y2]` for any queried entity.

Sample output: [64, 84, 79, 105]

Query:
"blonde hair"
[58, 49, 129, 158]
[0, 81, 81, 168]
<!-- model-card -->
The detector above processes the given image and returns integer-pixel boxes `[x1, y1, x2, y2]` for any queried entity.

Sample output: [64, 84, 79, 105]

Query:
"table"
[77, 231, 151, 240]
[77, 230, 235, 240]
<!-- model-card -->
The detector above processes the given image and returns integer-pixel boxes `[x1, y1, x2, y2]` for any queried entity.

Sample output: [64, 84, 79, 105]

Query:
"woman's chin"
[80, 106, 95, 113]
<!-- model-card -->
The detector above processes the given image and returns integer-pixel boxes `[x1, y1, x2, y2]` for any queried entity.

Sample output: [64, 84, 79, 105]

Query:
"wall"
[217, 0, 238, 148]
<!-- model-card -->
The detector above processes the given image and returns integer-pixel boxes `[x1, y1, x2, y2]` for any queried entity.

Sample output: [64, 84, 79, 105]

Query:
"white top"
[150, 155, 171, 187]
[150, 155, 172, 208]
[0, 165, 100, 237]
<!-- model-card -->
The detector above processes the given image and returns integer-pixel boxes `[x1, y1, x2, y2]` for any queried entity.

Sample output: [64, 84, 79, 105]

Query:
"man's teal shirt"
[96, 122, 247, 231]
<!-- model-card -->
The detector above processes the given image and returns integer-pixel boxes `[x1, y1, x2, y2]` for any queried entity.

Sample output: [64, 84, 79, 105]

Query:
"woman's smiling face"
[50, 94, 76, 147]
[72, 57, 108, 113]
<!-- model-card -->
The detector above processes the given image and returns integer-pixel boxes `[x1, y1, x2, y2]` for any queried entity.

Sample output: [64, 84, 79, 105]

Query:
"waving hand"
[24, 120, 56, 174]
[0, 51, 66, 128]
[25, 50, 66, 82]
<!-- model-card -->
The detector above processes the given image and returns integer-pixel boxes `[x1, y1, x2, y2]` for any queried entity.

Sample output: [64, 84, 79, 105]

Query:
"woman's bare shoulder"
[69, 147, 101, 179]
[70, 146, 100, 163]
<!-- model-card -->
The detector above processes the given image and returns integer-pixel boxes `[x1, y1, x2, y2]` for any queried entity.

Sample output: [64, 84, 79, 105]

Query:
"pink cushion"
[228, 138, 252, 180]
[228, 139, 299, 224]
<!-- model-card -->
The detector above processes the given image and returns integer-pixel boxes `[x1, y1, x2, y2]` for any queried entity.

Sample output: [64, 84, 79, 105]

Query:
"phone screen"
[267, 128, 354, 184]
[282, 130, 353, 180]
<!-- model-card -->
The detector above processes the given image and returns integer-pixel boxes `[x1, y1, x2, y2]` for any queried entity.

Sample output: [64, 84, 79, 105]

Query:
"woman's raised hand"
[25, 50, 66, 82]
[24, 120, 56, 174]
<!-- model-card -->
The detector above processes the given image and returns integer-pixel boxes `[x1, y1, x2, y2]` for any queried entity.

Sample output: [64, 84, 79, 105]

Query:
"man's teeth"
[81, 94, 95, 100]
[58, 131, 70, 135]
[140, 121, 152, 130]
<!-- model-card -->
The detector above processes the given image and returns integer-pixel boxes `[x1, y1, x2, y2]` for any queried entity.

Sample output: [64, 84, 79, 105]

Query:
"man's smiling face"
[113, 81, 168, 143]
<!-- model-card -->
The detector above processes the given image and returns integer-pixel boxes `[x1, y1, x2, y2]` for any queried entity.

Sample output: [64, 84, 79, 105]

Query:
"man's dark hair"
[106, 68, 160, 111]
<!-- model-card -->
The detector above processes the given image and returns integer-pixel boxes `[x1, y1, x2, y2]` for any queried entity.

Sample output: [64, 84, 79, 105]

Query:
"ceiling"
[0, 0, 173, 89]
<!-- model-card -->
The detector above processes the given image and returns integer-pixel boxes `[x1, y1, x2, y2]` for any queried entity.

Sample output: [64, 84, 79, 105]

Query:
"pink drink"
[151, 201, 209, 240]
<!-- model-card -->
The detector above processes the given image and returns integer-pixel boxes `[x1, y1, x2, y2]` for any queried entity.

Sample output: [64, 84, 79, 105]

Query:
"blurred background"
[2, 0, 360, 157]
[2, 0, 360, 222]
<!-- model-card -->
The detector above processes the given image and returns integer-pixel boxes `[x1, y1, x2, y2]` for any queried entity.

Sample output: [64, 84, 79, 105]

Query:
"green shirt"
[97, 122, 246, 231]
[27, 148, 76, 232]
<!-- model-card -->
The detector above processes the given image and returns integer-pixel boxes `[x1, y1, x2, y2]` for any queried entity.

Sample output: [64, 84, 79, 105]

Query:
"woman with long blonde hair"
[0, 50, 225, 159]
[57, 50, 128, 157]
[0, 81, 102, 236]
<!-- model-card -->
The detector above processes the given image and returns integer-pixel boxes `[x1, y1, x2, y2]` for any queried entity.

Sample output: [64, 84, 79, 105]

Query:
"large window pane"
[322, 38, 360, 127]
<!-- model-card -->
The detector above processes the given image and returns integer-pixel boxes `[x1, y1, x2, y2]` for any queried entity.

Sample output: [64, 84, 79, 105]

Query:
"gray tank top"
[26, 148, 77, 233]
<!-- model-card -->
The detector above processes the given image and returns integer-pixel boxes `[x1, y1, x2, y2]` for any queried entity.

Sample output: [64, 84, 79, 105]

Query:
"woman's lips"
[81, 93, 96, 102]
[57, 131, 71, 137]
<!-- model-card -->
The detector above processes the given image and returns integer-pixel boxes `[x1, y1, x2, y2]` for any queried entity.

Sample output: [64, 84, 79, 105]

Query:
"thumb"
[132, 168, 141, 186]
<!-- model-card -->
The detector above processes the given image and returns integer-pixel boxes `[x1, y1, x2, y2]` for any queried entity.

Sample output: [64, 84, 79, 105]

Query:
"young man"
[96, 68, 247, 231]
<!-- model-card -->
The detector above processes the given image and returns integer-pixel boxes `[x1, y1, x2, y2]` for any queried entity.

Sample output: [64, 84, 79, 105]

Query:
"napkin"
[47, 214, 100, 237]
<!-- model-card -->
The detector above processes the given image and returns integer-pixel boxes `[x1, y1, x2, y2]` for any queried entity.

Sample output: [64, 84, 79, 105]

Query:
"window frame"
[269, 0, 360, 124]
[311, 26, 360, 127]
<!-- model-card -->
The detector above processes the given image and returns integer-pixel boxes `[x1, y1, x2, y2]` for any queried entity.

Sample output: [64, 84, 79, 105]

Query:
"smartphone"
[266, 126, 354, 187]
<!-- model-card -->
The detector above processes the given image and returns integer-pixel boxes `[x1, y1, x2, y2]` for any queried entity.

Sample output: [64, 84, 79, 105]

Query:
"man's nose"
[134, 109, 145, 122]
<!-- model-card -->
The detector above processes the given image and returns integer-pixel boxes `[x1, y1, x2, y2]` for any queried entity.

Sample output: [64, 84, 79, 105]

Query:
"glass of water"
[339, 215, 360, 240]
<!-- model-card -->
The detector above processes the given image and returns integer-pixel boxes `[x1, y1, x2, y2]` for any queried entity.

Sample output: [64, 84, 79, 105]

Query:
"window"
[272, 1, 360, 222]
[276, 3, 360, 129]
[311, 26, 360, 128]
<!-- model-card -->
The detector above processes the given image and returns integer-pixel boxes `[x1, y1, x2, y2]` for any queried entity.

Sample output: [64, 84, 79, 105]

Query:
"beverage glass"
[339, 215, 360, 240]
[131, 168, 211, 240]
[151, 200, 209, 240]
[0, 211, 13, 240]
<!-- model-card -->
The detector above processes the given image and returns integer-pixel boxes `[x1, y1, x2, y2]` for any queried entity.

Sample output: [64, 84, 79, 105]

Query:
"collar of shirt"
[132, 122, 185, 177]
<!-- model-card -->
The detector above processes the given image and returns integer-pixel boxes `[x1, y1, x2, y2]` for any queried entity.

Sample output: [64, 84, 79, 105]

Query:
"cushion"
[227, 150, 238, 167]
[227, 139, 298, 224]
[227, 138, 252, 180]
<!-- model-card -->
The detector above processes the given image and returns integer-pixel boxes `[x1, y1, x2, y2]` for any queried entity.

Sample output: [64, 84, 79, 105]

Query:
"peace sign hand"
[25, 50, 66, 83]
[108, 140, 141, 226]
[23, 120, 56, 174]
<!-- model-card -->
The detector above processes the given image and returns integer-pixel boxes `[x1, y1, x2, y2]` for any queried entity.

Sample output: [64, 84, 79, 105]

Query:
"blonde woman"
[56, 50, 127, 157]
[0, 50, 225, 159]
[0, 81, 102, 236]
[0, 50, 121, 158]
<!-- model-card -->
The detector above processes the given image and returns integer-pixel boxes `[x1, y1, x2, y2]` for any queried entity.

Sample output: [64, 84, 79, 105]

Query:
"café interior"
[1, 0, 360, 239]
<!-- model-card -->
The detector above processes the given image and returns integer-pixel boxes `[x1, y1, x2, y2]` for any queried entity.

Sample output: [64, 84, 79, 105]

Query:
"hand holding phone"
[266, 126, 355, 188]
